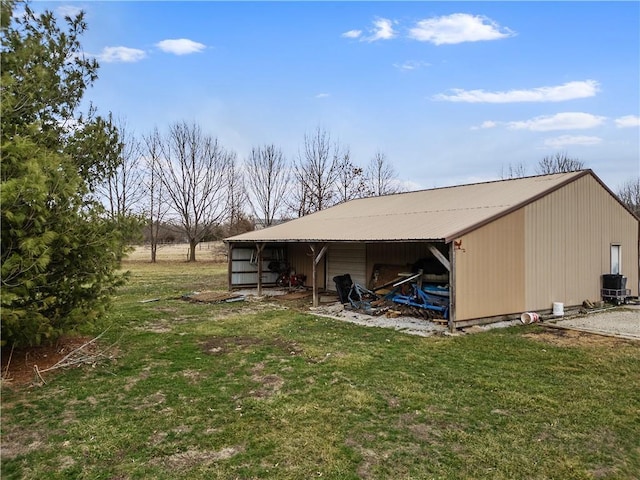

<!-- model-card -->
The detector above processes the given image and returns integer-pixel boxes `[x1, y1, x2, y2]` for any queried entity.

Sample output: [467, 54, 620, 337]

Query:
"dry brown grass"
[125, 242, 227, 263]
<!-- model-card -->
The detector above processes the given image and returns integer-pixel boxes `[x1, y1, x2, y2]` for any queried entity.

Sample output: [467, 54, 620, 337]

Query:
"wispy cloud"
[367, 17, 396, 42]
[97, 46, 147, 63]
[393, 60, 430, 71]
[156, 39, 206, 55]
[408, 13, 515, 45]
[544, 135, 603, 148]
[344, 18, 396, 42]
[93, 38, 207, 64]
[434, 80, 600, 103]
[471, 120, 499, 130]
[507, 112, 606, 131]
[56, 5, 83, 18]
[615, 115, 640, 128]
[473, 113, 608, 132]
[315, 93, 331, 99]
[341, 29, 362, 39]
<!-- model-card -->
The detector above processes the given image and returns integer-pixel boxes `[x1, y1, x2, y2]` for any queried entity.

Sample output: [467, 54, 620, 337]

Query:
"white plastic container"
[520, 312, 539, 324]
[552, 302, 564, 317]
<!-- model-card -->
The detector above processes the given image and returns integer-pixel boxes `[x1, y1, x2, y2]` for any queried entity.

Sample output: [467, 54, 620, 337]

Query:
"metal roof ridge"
[444, 169, 592, 241]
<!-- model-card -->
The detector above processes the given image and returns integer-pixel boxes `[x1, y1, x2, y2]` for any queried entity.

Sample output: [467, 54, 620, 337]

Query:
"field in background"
[125, 242, 227, 263]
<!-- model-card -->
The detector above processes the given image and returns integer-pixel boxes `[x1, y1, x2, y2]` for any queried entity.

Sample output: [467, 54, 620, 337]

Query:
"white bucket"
[552, 302, 564, 317]
[520, 312, 539, 324]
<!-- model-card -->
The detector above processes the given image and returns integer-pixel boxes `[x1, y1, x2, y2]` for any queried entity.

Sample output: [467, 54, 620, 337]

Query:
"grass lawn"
[2, 259, 639, 479]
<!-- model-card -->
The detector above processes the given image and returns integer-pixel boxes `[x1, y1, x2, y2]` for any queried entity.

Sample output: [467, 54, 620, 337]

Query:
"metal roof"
[226, 170, 590, 244]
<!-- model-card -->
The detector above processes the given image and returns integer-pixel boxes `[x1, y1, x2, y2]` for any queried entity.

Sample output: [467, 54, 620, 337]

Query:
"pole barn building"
[225, 170, 639, 330]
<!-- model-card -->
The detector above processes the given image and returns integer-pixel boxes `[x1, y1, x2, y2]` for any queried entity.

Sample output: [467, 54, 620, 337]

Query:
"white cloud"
[393, 60, 430, 71]
[156, 39, 206, 55]
[315, 93, 330, 99]
[342, 29, 362, 39]
[615, 115, 640, 128]
[365, 18, 396, 42]
[471, 120, 498, 130]
[56, 5, 83, 18]
[544, 135, 603, 148]
[396, 179, 423, 192]
[507, 112, 606, 131]
[433, 80, 600, 103]
[97, 46, 147, 63]
[409, 13, 514, 45]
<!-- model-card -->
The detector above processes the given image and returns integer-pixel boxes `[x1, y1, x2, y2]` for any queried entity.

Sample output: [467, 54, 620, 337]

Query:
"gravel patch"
[310, 302, 447, 337]
[549, 306, 640, 340]
[233, 288, 288, 297]
[308, 302, 640, 339]
[234, 288, 640, 340]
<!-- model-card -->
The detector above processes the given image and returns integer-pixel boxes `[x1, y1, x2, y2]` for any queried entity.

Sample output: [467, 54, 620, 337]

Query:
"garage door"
[326, 243, 367, 290]
[230, 247, 280, 287]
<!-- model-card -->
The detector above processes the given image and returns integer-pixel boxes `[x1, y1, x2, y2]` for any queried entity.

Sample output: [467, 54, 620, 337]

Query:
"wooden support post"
[448, 242, 456, 332]
[310, 243, 329, 307]
[427, 243, 450, 271]
[255, 243, 266, 296]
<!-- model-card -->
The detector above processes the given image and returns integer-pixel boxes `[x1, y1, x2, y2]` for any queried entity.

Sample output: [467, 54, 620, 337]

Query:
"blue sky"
[39, 1, 639, 191]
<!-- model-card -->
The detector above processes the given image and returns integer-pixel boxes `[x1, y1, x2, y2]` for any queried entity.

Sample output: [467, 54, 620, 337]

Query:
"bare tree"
[537, 152, 585, 174]
[617, 177, 640, 217]
[500, 162, 528, 179]
[290, 127, 341, 216]
[226, 152, 252, 236]
[142, 127, 171, 262]
[288, 170, 311, 218]
[366, 150, 402, 196]
[335, 148, 367, 203]
[96, 119, 145, 219]
[159, 121, 232, 262]
[245, 144, 289, 227]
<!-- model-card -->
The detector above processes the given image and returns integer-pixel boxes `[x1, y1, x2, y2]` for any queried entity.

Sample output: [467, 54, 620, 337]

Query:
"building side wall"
[454, 210, 526, 320]
[524, 175, 639, 308]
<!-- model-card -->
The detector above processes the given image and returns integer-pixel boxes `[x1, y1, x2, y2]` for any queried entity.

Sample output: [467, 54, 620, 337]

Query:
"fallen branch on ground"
[32, 330, 119, 382]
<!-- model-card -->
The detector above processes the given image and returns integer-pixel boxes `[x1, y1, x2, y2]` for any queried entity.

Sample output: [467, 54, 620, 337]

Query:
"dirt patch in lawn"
[149, 446, 244, 470]
[0, 425, 48, 460]
[523, 327, 630, 347]
[1, 335, 105, 387]
[182, 291, 244, 303]
[249, 362, 284, 398]
[200, 335, 303, 357]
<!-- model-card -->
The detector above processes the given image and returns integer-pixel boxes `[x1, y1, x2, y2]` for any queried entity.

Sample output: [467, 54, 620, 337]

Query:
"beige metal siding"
[326, 243, 367, 288]
[524, 175, 639, 308]
[454, 210, 525, 320]
[287, 243, 326, 289]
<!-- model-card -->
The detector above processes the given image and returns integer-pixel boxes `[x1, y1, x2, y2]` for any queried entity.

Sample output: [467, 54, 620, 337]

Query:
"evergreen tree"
[1, 1, 136, 346]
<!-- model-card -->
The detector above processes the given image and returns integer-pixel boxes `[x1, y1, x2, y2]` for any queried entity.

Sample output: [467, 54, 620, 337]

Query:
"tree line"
[97, 126, 640, 265]
[101, 121, 403, 263]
